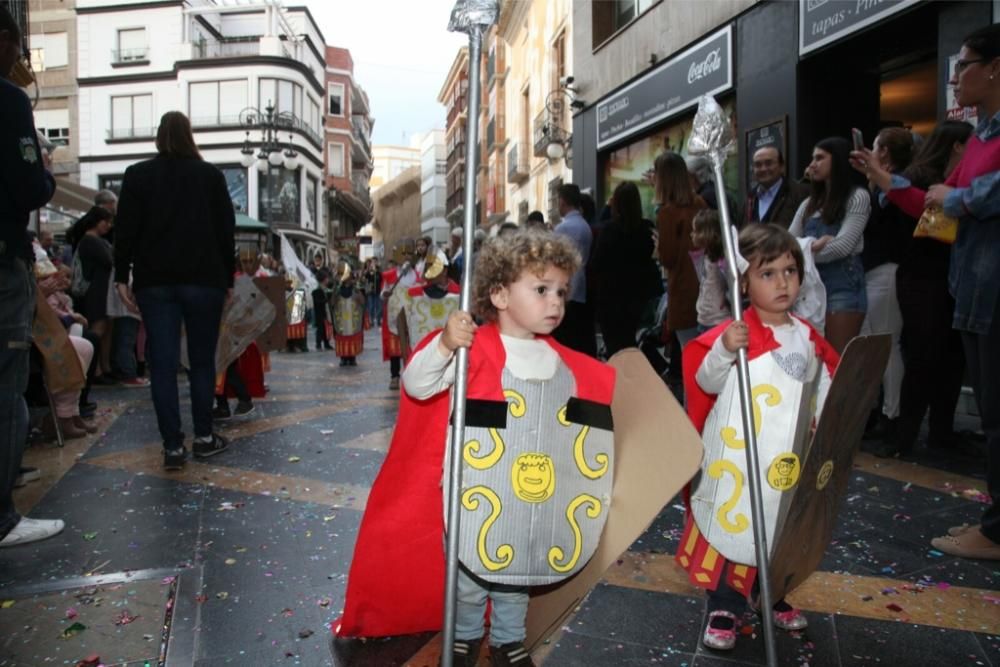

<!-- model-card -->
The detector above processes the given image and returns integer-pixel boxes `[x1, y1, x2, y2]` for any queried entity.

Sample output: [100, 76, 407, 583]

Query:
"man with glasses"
[744, 145, 808, 229]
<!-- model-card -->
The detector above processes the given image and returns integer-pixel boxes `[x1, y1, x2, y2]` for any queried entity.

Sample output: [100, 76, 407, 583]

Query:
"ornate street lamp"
[238, 101, 300, 255]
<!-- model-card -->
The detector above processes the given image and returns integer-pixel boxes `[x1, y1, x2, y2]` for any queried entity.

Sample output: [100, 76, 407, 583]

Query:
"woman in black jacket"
[113, 111, 235, 469]
[590, 181, 658, 357]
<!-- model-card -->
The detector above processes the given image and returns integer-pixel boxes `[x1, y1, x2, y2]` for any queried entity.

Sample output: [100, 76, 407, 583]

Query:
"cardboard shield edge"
[523, 348, 704, 651]
[768, 334, 891, 601]
[32, 292, 86, 394]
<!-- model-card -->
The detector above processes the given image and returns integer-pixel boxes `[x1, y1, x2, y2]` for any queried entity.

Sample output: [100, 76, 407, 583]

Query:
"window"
[189, 80, 246, 126]
[592, 0, 657, 49]
[111, 94, 153, 139]
[259, 78, 302, 117]
[547, 176, 563, 225]
[328, 142, 344, 176]
[98, 174, 124, 197]
[306, 96, 320, 135]
[521, 86, 530, 154]
[259, 167, 299, 226]
[28, 32, 68, 71]
[218, 165, 248, 214]
[551, 31, 566, 95]
[34, 109, 70, 146]
[305, 175, 318, 231]
[116, 28, 147, 63]
[328, 82, 344, 116]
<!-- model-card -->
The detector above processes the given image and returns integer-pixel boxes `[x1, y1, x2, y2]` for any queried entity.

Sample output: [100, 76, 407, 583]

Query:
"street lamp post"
[239, 102, 300, 257]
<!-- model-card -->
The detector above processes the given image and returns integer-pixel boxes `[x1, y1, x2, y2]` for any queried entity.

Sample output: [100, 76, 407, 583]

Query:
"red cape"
[334, 322, 615, 638]
[682, 307, 840, 435]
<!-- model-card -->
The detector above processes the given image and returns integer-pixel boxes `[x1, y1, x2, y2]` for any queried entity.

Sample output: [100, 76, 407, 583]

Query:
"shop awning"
[235, 213, 270, 231]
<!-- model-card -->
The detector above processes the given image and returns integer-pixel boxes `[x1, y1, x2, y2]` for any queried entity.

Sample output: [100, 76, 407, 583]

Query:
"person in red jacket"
[678, 224, 839, 652]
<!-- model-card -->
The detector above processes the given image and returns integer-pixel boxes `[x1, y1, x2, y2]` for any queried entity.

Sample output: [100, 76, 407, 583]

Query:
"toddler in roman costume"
[677, 224, 839, 651]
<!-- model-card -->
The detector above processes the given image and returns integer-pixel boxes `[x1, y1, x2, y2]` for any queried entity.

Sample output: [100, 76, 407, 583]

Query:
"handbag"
[913, 205, 958, 244]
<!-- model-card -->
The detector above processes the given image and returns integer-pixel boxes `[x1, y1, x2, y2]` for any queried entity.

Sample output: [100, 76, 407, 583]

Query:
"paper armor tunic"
[445, 363, 615, 586]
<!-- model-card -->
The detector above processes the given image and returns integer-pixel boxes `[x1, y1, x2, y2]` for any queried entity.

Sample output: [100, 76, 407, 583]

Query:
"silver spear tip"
[448, 0, 499, 34]
[687, 95, 736, 166]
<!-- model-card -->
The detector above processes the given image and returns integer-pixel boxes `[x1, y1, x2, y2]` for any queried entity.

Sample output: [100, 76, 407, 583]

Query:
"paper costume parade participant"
[397, 247, 461, 360]
[677, 224, 840, 651]
[381, 239, 419, 390]
[334, 231, 703, 667]
[329, 263, 366, 367]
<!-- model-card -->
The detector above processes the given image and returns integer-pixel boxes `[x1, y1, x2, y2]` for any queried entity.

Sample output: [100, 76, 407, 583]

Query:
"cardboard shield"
[448, 365, 614, 586]
[252, 276, 287, 353]
[386, 287, 407, 336]
[400, 291, 460, 360]
[331, 292, 364, 337]
[31, 292, 85, 394]
[286, 288, 306, 326]
[216, 275, 276, 371]
[523, 349, 703, 651]
[768, 334, 890, 601]
[690, 352, 821, 565]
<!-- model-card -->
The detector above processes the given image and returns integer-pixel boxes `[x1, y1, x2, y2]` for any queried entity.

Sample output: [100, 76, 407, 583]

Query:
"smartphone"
[851, 128, 865, 151]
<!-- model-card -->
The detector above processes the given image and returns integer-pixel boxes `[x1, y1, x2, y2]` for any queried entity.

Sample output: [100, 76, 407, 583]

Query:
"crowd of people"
[2, 5, 997, 662]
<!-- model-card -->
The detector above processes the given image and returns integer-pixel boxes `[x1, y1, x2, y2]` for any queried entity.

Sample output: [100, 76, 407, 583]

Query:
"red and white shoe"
[702, 610, 738, 650]
[773, 606, 809, 631]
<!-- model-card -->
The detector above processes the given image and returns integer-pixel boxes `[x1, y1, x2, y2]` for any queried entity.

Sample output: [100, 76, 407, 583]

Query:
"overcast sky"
[303, 0, 468, 146]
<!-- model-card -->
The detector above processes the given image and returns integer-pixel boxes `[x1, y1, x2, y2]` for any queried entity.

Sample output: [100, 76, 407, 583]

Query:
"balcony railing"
[111, 48, 149, 64]
[447, 95, 467, 127]
[446, 189, 466, 214]
[352, 175, 372, 211]
[190, 114, 242, 129]
[106, 126, 156, 140]
[191, 37, 260, 60]
[533, 109, 568, 158]
[507, 144, 529, 184]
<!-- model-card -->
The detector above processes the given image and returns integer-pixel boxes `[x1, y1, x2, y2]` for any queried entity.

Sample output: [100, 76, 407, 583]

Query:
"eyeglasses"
[953, 58, 988, 76]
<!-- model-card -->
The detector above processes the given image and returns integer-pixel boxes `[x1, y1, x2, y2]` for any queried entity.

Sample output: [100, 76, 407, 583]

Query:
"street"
[1, 328, 997, 666]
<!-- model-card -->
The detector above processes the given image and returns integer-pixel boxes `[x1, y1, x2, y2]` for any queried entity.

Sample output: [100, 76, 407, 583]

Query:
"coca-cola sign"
[596, 26, 732, 150]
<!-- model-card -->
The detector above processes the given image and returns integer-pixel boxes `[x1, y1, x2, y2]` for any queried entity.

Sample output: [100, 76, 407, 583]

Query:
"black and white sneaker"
[491, 642, 536, 667]
[212, 405, 232, 421]
[440, 637, 482, 667]
[234, 401, 255, 417]
[164, 447, 188, 471]
[193, 433, 229, 459]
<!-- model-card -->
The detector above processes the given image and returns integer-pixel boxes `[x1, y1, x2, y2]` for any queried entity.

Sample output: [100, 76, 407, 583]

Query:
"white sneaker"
[0, 517, 66, 548]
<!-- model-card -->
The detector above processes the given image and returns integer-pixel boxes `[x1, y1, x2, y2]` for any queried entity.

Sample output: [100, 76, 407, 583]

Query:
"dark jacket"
[1, 78, 55, 260]
[114, 155, 235, 290]
[744, 177, 809, 229]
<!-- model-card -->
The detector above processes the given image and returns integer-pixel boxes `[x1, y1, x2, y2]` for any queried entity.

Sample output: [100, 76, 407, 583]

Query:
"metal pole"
[710, 161, 778, 667]
[440, 22, 485, 667]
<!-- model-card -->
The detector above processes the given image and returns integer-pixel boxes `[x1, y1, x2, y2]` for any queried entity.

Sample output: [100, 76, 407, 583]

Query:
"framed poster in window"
[745, 116, 786, 192]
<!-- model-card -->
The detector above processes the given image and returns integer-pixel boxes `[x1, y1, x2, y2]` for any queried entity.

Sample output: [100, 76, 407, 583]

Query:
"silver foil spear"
[442, 3, 497, 666]
[687, 94, 779, 667]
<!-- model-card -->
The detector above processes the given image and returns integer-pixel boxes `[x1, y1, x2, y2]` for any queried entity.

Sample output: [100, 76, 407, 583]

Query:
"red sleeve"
[885, 186, 928, 219]
[681, 322, 729, 434]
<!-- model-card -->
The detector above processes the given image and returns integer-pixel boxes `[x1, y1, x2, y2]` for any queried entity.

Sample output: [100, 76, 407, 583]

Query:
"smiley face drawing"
[511, 453, 556, 503]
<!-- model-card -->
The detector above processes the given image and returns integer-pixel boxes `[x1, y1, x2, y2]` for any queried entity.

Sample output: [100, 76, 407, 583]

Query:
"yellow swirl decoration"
[463, 390, 526, 470]
[462, 486, 514, 571]
[557, 406, 609, 480]
[708, 459, 749, 533]
[720, 384, 782, 450]
[548, 494, 602, 573]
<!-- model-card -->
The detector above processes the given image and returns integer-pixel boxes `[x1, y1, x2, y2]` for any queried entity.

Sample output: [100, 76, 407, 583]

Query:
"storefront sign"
[946, 54, 979, 127]
[595, 25, 732, 150]
[799, 0, 921, 56]
[745, 117, 787, 191]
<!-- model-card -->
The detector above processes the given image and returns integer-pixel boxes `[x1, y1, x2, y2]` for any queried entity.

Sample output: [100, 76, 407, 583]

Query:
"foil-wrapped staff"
[687, 95, 779, 667]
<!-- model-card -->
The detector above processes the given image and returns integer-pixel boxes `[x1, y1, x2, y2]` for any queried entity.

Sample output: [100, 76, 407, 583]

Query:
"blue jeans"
[367, 292, 382, 325]
[456, 566, 529, 646]
[112, 316, 140, 379]
[136, 285, 225, 449]
[0, 258, 34, 538]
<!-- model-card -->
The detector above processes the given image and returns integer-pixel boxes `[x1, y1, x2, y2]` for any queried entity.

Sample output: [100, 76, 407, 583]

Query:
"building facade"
[497, 0, 573, 227]
[438, 47, 468, 226]
[371, 164, 421, 255]
[370, 142, 421, 194]
[325, 45, 373, 261]
[570, 0, 996, 219]
[74, 0, 329, 264]
[478, 26, 507, 227]
[419, 129, 449, 245]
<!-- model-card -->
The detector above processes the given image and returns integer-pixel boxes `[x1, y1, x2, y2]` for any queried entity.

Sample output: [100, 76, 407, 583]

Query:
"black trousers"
[552, 301, 596, 358]
[895, 270, 965, 448]
[389, 356, 401, 379]
[315, 317, 330, 349]
[961, 313, 1000, 543]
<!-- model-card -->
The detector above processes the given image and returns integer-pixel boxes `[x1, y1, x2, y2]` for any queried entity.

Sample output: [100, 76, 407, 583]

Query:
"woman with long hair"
[654, 151, 707, 352]
[114, 111, 235, 470]
[71, 206, 115, 382]
[590, 181, 657, 356]
[853, 121, 973, 458]
[852, 24, 1000, 561]
[789, 136, 871, 353]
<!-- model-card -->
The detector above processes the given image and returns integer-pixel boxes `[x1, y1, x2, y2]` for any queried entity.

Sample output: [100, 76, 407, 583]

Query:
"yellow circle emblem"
[430, 302, 446, 319]
[766, 453, 800, 491]
[511, 453, 555, 503]
[816, 459, 835, 491]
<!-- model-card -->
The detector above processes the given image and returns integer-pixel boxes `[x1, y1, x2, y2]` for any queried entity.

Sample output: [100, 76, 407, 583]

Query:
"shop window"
[592, 0, 658, 50]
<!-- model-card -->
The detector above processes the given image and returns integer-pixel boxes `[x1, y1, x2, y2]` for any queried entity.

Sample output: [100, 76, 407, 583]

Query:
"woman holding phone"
[789, 136, 871, 353]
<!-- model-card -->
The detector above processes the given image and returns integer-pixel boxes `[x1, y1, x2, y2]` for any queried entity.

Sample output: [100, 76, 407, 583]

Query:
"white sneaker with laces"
[0, 517, 66, 548]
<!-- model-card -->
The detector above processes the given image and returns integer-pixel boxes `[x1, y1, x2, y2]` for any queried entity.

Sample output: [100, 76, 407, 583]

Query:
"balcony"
[111, 48, 149, 66]
[191, 37, 260, 60]
[446, 189, 466, 216]
[447, 95, 467, 127]
[352, 173, 372, 211]
[106, 126, 155, 141]
[351, 118, 372, 159]
[533, 109, 569, 158]
[507, 144, 529, 184]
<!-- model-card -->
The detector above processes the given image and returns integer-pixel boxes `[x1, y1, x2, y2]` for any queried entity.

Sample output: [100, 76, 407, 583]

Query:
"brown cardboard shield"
[252, 276, 287, 353]
[768, 334, 890, 601]
[523, 348, 704, 650]
[31, 292, 85, 394]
